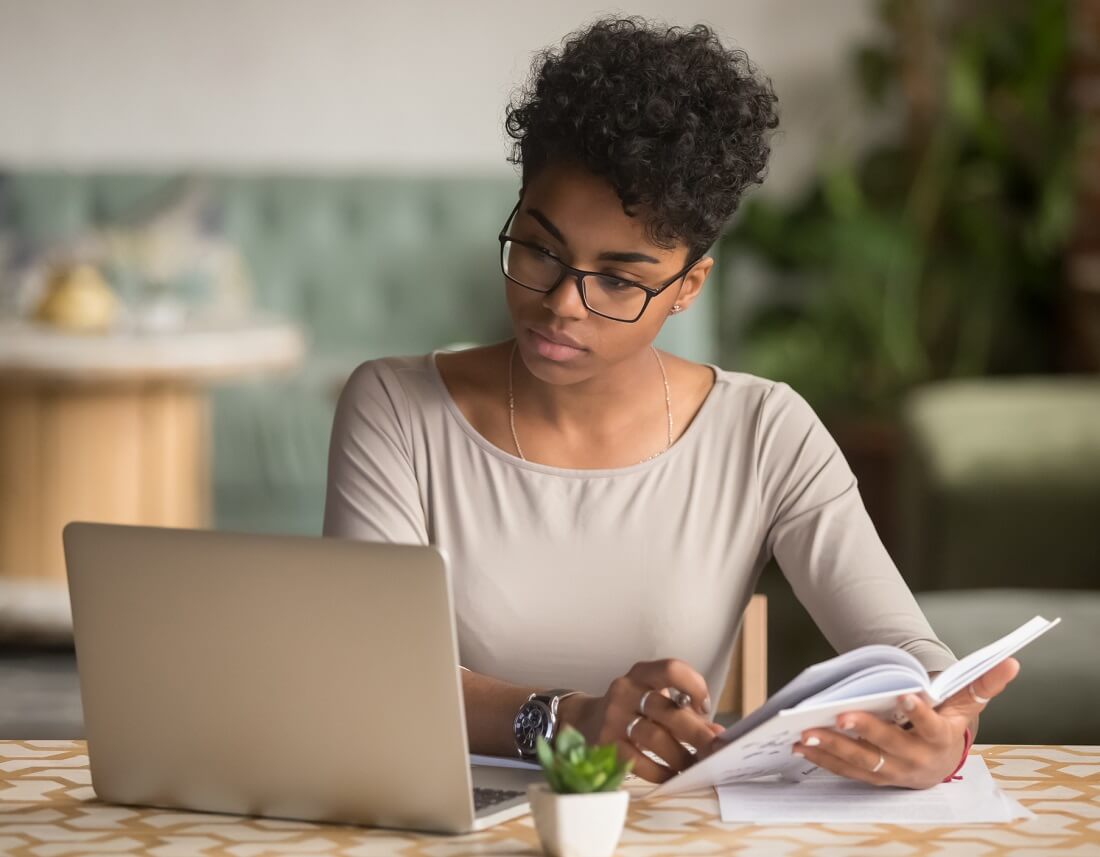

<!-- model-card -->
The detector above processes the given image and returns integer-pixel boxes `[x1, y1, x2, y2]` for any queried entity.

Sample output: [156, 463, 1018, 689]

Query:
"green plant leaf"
[558, 763, 594, 794]
[536, 735, 555, 772]
[555, 726, 585, 757]
[600, 769, 628, 792]
[718, 0, 1070, 415]
[592, 744, 616, 769]
[545, 767, 564, 792]
[536, 726, 633, 793]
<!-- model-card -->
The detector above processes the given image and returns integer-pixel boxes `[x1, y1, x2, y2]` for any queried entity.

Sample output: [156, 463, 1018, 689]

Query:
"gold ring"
[871, 753, 885, 774]
[626, 715, 643, 741]
[969, 685, 991, 705]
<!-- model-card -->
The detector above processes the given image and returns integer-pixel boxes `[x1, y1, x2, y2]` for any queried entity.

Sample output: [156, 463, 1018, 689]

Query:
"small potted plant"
[528, 725, 634, 857]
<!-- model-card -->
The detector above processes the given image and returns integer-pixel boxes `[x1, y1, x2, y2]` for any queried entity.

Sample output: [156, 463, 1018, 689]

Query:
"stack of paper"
[716, 754, 1031, 824]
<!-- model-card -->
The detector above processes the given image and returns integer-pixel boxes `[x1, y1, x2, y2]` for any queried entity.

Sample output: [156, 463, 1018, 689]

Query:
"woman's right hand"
[559, 659, 727, 783]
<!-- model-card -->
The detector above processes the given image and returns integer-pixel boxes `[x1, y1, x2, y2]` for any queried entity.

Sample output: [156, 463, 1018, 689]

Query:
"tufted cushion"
[0, 580, 73, 645]
[898, 377, 1100, 591]
[916, 589, 1100, 745]
[1, 171, 720, 537]
[903, 378, 1100, 487]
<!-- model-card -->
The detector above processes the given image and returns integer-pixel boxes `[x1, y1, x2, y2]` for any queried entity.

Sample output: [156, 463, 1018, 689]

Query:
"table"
[0, 743, 1096, 855]
[0, 318, 304, 586]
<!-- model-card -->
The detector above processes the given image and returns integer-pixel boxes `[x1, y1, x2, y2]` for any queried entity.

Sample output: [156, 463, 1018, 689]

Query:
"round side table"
[0, 317, 305, 586]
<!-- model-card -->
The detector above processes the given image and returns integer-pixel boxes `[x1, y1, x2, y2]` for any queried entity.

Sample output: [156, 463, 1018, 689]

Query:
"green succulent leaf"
[602, 768, 629, 792]
[538, 725, 633, 794]
[535, 735, 555, 771]
[555, 726, 585, 757]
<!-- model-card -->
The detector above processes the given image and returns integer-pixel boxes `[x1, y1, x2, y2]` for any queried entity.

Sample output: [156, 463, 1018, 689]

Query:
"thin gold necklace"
[507, 340, 673, 465]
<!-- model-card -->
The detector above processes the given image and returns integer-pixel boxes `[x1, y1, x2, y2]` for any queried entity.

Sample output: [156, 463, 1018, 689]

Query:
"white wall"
[0, 0, 878, 197]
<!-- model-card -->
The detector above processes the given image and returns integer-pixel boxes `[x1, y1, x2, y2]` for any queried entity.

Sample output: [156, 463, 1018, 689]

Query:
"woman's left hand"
[791, 657, 1020, 789]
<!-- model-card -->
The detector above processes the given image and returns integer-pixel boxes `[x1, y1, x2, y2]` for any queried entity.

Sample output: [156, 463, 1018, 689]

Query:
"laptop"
[62, 521, 543, 834]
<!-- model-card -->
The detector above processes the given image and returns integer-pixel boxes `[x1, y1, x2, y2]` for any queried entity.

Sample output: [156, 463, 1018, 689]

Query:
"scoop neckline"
[427, 348, 724, 478]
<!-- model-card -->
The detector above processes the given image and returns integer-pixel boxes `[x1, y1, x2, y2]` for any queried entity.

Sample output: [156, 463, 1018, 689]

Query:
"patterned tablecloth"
[1, 742, 1097, 856]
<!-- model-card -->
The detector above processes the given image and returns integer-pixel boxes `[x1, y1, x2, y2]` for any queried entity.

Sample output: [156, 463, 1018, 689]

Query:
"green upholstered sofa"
[754, 374, 1100, 744]
[0, 172, 719, 537]
[916, 588, 1100, 744]
[898, 376, 1100, 592]
[901, 378, 1100, 743]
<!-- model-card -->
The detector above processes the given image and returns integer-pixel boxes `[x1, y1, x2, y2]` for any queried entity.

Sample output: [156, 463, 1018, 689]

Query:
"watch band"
[514, 688, 582, 758]
[531, 689, 582, 711]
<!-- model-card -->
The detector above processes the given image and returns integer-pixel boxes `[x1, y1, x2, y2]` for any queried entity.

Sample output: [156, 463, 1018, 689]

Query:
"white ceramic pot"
[527, 782, 630, 857]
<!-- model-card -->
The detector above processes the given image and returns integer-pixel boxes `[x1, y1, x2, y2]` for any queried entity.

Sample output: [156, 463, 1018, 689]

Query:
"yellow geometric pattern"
[1, 742, 1097, 855]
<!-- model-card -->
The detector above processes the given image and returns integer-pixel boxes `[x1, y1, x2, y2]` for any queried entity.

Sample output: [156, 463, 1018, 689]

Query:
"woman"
[323, 17, 1018, 787]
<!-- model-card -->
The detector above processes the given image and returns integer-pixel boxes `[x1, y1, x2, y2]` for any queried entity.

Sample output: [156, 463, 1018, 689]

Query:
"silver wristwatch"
[513, 689, 581, 759]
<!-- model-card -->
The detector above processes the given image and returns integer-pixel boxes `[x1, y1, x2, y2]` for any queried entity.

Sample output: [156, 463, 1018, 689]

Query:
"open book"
[647, 615, 1060, 798]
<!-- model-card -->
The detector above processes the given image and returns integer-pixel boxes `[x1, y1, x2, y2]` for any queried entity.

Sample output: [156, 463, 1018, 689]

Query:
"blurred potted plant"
[528, 725, 634, 857]
[719, 0, 1075, 547]
[722, 0, 1075, 416]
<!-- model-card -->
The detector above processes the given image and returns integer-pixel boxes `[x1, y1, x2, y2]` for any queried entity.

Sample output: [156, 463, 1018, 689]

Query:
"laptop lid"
[63, 521, 480, 834]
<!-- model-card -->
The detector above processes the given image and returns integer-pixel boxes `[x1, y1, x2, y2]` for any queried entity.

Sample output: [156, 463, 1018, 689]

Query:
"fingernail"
[702, 695, 711, 714]
[792, 749, 804, 758]
[903, 694, 917, 711]
[805, 736, 820, 747]
[839, 717, 854, 730]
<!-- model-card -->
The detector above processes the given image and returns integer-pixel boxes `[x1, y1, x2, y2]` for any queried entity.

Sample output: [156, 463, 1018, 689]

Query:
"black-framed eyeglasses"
[497, 199, 698, 323]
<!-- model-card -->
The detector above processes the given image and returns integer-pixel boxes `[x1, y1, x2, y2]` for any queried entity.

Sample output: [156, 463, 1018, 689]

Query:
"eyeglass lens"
[501, 240, 648, 321]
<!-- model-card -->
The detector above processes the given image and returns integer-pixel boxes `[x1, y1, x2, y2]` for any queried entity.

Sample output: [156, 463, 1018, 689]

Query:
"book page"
[795, 664, 933, 710]
[714, 645, 926, 748]
[929, 616, 1061, 702]
[646, 688, 923, 798]
[716, 754, 1032, 824]
[647, 615, 1060, 799]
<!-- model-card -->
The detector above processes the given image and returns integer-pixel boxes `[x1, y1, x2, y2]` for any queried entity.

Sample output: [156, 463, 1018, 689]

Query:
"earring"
[670, 304, 683, 315]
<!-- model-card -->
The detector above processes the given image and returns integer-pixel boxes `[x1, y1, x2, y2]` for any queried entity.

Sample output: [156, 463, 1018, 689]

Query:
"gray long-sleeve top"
[323, 352, 956, 705]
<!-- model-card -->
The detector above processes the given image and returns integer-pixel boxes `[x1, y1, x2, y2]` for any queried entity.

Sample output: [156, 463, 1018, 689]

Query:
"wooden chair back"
[716, 594, 767, 718]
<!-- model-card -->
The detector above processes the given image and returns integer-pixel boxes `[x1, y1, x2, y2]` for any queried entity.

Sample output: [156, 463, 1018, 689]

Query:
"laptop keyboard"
[473, 786, 525, 811]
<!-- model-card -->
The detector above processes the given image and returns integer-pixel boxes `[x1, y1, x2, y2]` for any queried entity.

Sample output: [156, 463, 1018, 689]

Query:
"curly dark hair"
[505, 17, 779, 261]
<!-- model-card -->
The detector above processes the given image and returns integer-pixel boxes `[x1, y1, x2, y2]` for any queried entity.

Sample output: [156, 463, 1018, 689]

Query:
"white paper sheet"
[715, 755, 1032, 824]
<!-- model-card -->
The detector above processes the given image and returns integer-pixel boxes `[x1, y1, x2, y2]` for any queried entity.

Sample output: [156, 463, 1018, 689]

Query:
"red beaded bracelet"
[943, 727, 973, 782]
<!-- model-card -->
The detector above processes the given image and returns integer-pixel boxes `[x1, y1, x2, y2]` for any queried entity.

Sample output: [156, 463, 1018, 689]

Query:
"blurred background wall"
[0, 0, 882, 557]
[0, 0, 875, 186]
[0, 0, 1096, 745]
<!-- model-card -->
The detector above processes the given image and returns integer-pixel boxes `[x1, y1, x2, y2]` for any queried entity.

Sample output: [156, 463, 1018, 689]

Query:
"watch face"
[514, 699, 554, 755]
